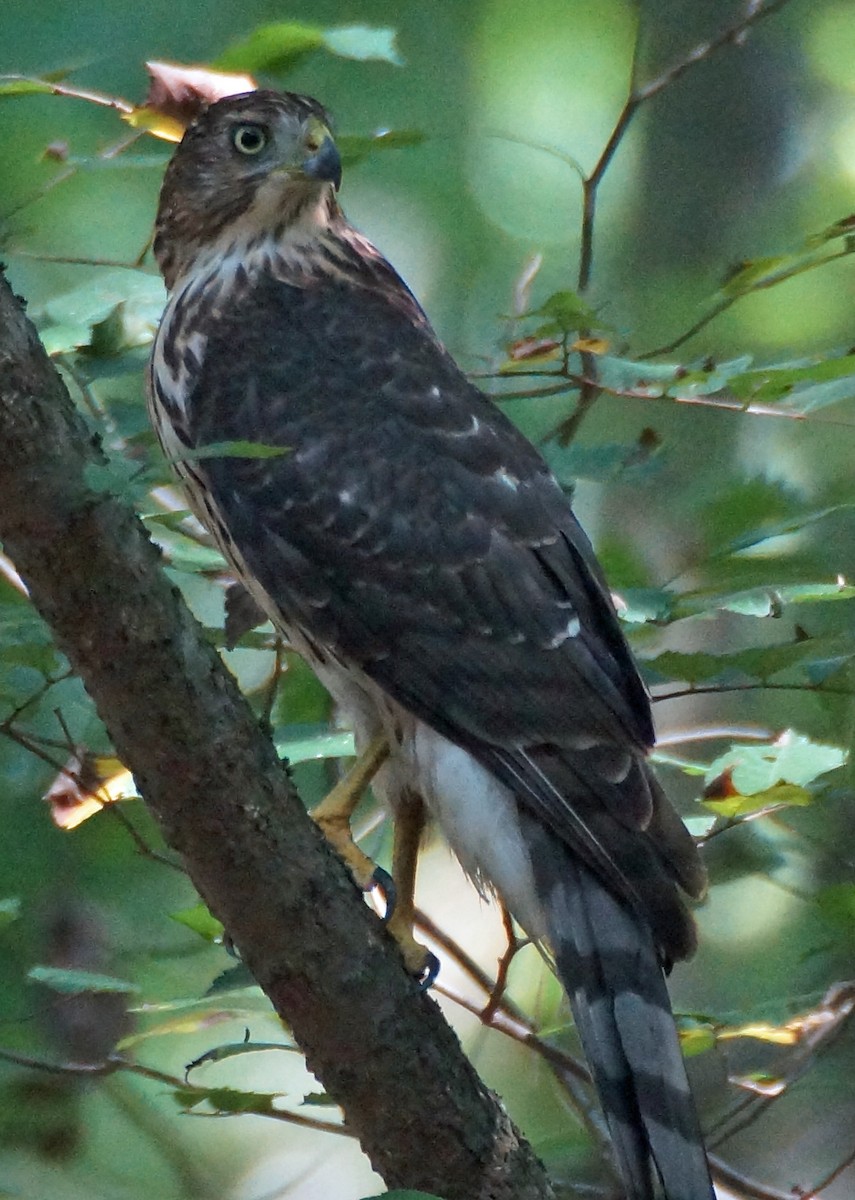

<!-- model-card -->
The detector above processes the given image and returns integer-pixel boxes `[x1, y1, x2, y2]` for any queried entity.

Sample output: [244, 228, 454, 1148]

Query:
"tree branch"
[0, 268, 555, 1200]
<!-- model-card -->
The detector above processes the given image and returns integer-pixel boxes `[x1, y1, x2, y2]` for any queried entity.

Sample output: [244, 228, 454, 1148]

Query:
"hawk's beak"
[303, 135, 342, 191]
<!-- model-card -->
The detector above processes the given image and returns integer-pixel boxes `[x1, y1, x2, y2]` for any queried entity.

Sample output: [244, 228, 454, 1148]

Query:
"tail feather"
[523, 815, 714, 1200]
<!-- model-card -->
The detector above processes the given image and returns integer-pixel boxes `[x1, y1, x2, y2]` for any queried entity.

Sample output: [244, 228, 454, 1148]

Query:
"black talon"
[222, 932, 241, 959]
[418, 951, 441, 992]
[370, 865, 396, 923]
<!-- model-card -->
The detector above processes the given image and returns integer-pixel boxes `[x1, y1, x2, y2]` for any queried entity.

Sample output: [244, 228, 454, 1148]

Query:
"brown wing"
[176, 263, 702, 956]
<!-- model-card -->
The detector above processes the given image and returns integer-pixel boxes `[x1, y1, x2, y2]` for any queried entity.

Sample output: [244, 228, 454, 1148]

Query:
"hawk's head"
[154, 90, 342, 289]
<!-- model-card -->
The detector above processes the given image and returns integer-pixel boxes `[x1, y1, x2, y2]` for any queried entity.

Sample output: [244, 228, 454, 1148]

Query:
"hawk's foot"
[386, 903, 439, 989]
[312, 739, 438, 987]
[311, 733, 390, 892]
[374, 863, 437, 987]
[385, 788, 438, 988]
[369, 865, 396, 921]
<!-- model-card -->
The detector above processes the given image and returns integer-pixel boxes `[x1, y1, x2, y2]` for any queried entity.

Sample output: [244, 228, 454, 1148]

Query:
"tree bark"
[0, 269, 555, 1200]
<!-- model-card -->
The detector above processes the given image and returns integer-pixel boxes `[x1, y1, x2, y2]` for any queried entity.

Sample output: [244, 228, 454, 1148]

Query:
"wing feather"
[182, 264, 700, 956]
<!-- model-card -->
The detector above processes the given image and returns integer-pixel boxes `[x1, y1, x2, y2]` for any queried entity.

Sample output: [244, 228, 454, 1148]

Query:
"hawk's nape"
[148, 89, 714, 1200]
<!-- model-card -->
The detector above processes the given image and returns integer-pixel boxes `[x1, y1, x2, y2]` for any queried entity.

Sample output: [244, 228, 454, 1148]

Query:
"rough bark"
[0, 269, 555, 1200]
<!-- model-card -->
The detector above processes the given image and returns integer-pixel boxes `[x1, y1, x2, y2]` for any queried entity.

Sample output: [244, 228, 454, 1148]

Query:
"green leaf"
[186, 1037, 296, 1076]
[543, 435, 663, 486]
[170, 903, 224, 943]
[681, 813, 718, 838]
[704, 732, 846, 797]
[643, 635, 855, 688]
[338, 129, 426, 167]
[207, 962, 258, 994]
[28, 965, 139, 995]
[34, 269, 165, 356]
[598, 354, 684, 394]
[82, 456, 146, 504]
[171, 1083, 281, 1116]
[0, 75, 56, 97]
[302, 1091, 338, 1107]
[677, 581, 855, 620]
[0, 640, 59, 674]
[676, 1018, 717, 1058]
[171, 440, 290, 464]
[141, 509, 193, 531]
[0, 898, 21, 928]
[362, 1193, 446, 1200]
[322, 25, 403, 65]
[699, 477, 802, 556]
[727, 353, 855, 407]
[719, 256, 790, 298]
[274, 729, 355, 764]
[614, 587, 675, 625]
[816, 884, 855, 932]
[214, 22, 324, 72]
[530, 289, 598, 335]
[83, 301, 152, 357]
[118, 1009, 237, 1049]
[214, 22, 401, 72]
[129, 989, 269, 1016]
[667, 355, 755, 398]
[163, 541, 226, 575]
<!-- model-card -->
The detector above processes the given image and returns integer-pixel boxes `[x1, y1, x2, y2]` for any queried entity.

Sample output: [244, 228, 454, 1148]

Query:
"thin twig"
[8, 252, 156, 271]
[642, 243, 853, 360]
[497, 380, 577, 403]
[706, 1154, 798, 1200]
[563, 0, 796, 448]
[709, 983, 855, 1152]
[414, 907, 528, 1024]
[577, 0, 792, 295]
[0, 1046, 353, 1138]
[656, 725, 775, 747]
[653, 681, 855, 703]
[481, 905, 523, 1024]
[802, 1144, 855, 1198]
[260, 636, 286, 730]
[0, 668, 74, 728]
[504, 369, 855, 430]
[107, 805, 185, 873]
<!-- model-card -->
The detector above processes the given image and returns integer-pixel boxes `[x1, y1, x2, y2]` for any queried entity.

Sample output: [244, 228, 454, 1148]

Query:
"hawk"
[149, 90, 713, 1200]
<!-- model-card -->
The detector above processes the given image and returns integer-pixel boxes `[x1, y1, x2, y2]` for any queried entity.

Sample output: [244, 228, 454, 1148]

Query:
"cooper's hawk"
[149, 90, 713, 1200]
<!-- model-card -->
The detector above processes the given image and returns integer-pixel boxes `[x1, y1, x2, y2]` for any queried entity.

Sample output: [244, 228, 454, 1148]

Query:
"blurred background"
[2, 1, 855, 1197]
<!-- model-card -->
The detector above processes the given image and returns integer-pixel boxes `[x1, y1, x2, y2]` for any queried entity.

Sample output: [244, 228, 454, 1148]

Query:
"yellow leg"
[313, 740, 438, 985]
[312, 734, 390, 890]
[386, 791, 437, 984]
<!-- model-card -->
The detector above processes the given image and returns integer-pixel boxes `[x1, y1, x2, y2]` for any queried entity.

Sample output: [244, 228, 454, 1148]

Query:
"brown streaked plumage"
[148, 90, 713, 1200]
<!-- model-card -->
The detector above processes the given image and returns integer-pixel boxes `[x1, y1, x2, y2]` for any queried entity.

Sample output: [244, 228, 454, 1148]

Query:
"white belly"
[409, 723, 545, 939]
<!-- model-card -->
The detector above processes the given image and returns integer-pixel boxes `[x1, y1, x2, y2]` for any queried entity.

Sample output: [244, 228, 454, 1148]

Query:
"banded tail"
[523, 814, 714, 1200]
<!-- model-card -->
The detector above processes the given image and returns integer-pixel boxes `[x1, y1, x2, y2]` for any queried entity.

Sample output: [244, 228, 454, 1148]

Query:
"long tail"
[523, 816, 714, 1200]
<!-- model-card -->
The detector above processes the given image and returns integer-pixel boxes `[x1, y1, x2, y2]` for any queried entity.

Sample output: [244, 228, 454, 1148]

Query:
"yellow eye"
[232, 124, 268, 156]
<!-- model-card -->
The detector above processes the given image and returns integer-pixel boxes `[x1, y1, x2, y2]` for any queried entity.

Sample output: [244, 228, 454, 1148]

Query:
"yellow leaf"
[718, 1021, 798, 1046]
[44, 751, 136, 830]
[122, 106, 186, 143]
[123, 62, 259, 142]
[117, 1010, 235, 1049]
[570, 336, 610, 355]
[702, 782, 812, 819]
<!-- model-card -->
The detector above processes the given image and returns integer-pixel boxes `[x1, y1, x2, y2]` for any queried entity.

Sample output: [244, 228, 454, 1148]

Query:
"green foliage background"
[2, 1, 855, 1197]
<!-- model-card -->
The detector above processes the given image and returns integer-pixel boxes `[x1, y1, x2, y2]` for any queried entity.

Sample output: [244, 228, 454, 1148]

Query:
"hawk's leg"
[386, 790, 439, 986]
[312, 741, 437, 985]
[312, 733, 390, 892]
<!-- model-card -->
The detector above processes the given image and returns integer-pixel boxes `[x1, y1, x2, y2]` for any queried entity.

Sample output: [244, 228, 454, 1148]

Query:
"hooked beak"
[303, 135, 342, 191]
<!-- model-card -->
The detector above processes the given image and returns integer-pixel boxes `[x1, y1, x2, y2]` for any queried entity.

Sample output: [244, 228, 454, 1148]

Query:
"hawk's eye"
[232, 124, 269, 156]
